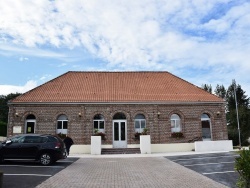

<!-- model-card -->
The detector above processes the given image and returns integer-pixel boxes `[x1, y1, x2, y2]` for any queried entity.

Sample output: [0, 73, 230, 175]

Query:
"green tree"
[0, 93, 21, 136]
[226, 81, 250, 146]
[201, 84, 212, 93]
[0, 121, 7, 136]
[0, 93, 21, 122]
[214, 84, 226, 99]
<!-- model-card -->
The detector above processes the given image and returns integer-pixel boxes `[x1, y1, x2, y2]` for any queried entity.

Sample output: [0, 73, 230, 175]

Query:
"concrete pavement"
[36, 151, 229, 188]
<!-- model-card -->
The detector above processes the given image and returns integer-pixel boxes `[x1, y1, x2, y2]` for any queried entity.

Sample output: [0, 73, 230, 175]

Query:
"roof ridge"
[68, 71, 173, 73]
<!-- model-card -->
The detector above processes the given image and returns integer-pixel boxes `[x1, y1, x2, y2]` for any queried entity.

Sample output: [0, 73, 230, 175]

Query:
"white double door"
[113, 120, 127, 148]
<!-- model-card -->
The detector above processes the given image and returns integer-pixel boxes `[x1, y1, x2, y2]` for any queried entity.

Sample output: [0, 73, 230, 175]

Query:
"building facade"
[8, 72, 228, 153]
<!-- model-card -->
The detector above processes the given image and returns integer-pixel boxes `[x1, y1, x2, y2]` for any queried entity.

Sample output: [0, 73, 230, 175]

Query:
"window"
[171, 114, 181, 132]
[134, 114, 146, 133]
[57, 115, 68, 134]
[93, 114, 105, 133]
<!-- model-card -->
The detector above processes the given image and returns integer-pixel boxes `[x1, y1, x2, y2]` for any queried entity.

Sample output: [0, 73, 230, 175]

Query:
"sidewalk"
[69, 150, 233, 158]
[36, 151, 229, 188]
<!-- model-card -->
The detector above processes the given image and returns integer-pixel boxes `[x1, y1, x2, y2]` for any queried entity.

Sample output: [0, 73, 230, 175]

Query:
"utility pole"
[233, 79, 241, 147]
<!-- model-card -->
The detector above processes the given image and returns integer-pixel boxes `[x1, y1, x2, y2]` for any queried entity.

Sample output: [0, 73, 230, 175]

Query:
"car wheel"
[39, 153, 52, 166]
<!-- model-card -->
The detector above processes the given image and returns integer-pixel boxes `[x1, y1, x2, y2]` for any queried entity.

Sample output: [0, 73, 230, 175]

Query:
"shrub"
[57, 133, 66, 139]
[141, 128, 149, 135]
[171, 132, 184, 138]
[235, 148, 250, 187]
[93, 130, 106, 140]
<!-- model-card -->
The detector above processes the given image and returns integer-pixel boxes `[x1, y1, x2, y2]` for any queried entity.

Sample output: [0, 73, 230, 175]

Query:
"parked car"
[0, 134, 67, 165]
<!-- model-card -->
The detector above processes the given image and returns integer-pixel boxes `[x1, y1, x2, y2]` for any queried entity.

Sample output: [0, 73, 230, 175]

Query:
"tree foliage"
[0, 93, 21, 136]
[225, 81, 250, 146]
[0, 121, 7, 136]
[203, 81, 250, 146]
[235, 148, 250, 187]
[214, 84, 226, 99]
[0, 93, 21, 122]
[201, 84, 212, 93]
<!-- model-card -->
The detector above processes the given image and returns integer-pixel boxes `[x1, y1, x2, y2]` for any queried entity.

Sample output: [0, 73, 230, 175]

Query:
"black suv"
[0, 134, 67, 165]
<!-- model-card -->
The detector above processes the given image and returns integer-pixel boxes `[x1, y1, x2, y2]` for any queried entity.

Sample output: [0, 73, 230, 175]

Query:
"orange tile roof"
[11, 71, 224, 103]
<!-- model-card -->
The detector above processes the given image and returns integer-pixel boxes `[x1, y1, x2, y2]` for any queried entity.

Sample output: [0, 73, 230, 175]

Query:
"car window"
[23, 136, 45, 143]
[39, 136, 48, 143]
[11, 136, 25, 143]
[47, 136, 58, 142]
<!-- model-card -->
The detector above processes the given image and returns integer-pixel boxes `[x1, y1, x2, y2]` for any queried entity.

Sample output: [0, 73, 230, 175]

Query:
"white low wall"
[152, 143, 195, 153]
[69, 141, 233, 154]
[195, 140, 233, 152]
[70, 145, 91, 154]
[69, 143, 195, 154]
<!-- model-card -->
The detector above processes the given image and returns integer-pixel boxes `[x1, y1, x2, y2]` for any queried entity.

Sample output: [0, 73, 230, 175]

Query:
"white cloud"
[0, 0, 249, 95]
[0, 80, 37, 95]
[39, 74, 52, 81]
[19, 57, 29, 62]
[1, 0, 249, 68]
[0, 44, 67, 59]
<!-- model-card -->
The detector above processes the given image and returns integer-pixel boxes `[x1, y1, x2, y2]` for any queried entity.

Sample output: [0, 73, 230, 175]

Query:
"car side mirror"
[6, 140, 12, 144]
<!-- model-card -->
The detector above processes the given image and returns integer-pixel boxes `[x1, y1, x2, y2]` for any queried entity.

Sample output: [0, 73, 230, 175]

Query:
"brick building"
[8, 71, 228, 153]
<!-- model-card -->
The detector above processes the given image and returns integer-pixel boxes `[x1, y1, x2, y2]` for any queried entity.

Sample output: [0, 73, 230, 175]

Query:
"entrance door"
[26, 121, 35, 134]
[113, 120, 127, 148]
[25, 115, 36, 134]
[201, 120, 211, 141]
[201, 114, 212, 141]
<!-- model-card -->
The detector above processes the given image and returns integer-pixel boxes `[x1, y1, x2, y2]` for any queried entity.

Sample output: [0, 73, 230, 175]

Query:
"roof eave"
[8, 100, 226, 105]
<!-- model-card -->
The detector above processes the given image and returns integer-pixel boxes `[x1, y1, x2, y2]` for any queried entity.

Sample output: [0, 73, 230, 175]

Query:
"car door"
[2, 136, 25, 159]
[20, 136, 41, 159]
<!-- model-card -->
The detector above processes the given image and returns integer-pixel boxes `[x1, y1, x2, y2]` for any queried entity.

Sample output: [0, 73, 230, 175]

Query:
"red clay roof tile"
[11, 71, 223, 103]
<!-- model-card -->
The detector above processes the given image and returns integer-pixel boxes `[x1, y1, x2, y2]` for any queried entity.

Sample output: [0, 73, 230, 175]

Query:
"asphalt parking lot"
[0, 157, 79, 188]
[165, 151, 240, 188]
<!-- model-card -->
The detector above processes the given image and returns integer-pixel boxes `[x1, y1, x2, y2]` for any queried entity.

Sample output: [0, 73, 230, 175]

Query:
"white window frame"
[171, 114, 181, 132]
[57, 115, 68, 134]
[134, 114, 146, 133]
[201, 113, 212, 140]
[93, 114, 105, 133]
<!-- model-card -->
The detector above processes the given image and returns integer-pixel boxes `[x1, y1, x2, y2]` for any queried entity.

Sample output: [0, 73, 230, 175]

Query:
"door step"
[101, 148, 141, 155]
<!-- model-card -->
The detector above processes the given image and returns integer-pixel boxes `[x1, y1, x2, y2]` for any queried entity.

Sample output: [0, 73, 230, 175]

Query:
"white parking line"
[172, 155, 239, 162]
[0, 165, 64, 168]
[203, 171, 236, 175]
[184, 161, 235, 167]
[4, 174, 52, 177]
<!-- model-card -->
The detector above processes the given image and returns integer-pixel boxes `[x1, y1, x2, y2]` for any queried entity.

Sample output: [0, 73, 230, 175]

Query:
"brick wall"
[8, 102, 228, 145]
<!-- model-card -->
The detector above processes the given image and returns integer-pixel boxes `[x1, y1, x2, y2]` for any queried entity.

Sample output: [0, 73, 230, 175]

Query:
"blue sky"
[0, 0, 250, 96]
